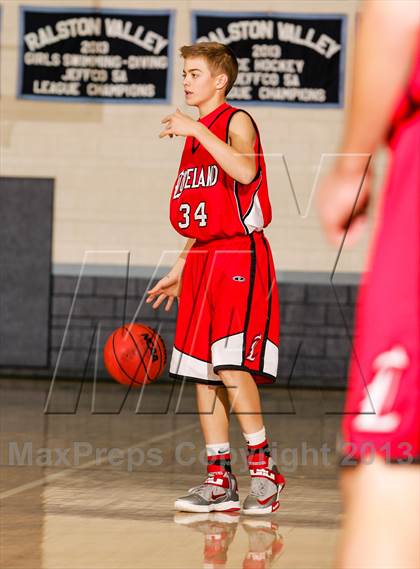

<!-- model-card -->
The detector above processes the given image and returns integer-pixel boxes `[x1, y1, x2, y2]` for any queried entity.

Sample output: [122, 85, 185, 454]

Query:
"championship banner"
[192, 11, 347, 107]
[18, 7, 175, 103]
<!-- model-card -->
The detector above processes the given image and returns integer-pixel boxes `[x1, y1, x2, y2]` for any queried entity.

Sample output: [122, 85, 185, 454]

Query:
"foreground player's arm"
[335, 0, 419, 175]
[317, 0, 419, 246]
[194, 111, 257, 184]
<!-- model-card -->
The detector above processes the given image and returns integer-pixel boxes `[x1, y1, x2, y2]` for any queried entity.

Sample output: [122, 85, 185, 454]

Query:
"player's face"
[182, 57, 221, 106]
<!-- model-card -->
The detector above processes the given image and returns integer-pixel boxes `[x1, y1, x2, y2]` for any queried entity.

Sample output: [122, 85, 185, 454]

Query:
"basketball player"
[317, 1, 419, 567]
[147, 42, 285, 514]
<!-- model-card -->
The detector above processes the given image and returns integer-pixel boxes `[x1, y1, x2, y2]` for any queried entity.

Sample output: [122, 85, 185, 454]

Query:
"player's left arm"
[160, 108, 257, 184]
[194, 111, 257, 185]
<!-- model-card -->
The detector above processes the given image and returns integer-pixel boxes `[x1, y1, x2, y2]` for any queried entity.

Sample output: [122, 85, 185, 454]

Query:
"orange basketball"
[103, 323, 166, 387]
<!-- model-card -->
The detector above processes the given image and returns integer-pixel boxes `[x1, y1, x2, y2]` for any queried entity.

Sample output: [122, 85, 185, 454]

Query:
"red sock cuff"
[247, 439, 269, 451]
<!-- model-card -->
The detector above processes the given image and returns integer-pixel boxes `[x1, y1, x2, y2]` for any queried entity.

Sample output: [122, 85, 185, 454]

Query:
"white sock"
[242, 426, 266, 447]
[206, 442, 230, 456]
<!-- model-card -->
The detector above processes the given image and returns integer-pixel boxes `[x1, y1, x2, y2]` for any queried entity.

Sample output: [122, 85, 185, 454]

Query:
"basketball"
[103, 323, 166, 386]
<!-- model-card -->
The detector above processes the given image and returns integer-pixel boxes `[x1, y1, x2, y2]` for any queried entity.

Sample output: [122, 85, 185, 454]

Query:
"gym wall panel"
[0, 176, 53, 366]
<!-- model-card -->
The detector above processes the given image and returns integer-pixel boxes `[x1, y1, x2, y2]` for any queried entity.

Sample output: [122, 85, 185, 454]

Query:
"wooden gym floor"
[0, 378, 344, 568]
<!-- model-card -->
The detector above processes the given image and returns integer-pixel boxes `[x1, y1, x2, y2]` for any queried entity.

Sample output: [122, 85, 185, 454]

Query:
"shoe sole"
[174, 499, 241, 513]
[242, 483, 285, 516]
[174, 512, 240, 525]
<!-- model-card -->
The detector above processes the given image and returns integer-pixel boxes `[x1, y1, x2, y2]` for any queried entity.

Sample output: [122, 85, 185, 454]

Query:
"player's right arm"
[146, 237, 195, 311]
[179, 237, 195, 262]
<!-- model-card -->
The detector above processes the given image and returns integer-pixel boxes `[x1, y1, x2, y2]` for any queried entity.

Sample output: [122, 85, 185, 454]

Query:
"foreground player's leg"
[174, 385, 240, 513]
[337, 456, 420, 569]
[218, 370, 286, 514]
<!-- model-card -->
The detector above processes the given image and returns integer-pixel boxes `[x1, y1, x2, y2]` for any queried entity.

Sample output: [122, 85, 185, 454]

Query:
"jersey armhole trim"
[233, 179, 249, 235]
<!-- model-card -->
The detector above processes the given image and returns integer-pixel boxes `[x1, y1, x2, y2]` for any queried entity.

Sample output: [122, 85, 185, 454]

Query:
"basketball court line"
[0, 421, 199, 500]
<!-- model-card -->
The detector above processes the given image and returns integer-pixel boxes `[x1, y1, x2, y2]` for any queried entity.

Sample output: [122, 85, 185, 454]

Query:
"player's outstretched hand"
[317, 164, 373, 247]
[159, 108, 199, 139]
[146, 269, 183, 312]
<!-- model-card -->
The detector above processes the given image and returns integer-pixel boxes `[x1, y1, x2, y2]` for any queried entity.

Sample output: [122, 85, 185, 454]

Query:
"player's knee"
[195, 383, 218, 394]
[218, 369, 247, 386]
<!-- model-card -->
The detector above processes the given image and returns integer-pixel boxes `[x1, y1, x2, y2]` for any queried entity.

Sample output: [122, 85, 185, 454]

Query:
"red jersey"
[169, 101, 272, 242]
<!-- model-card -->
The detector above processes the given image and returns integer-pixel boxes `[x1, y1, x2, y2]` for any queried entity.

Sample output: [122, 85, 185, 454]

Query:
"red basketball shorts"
[169, 230, 280, 386]
[341, 113, 420, 465]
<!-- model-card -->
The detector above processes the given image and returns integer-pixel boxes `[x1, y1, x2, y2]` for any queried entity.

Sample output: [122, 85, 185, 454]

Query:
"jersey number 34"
[178, 202, 208, 228]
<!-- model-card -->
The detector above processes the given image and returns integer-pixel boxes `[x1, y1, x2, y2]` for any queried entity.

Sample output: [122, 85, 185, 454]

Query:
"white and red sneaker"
[242, 454, 286, 515]
[174, 469, 241, 513]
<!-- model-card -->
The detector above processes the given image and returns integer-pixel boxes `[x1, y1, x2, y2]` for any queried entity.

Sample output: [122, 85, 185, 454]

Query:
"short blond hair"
[179, 42, 238, 95]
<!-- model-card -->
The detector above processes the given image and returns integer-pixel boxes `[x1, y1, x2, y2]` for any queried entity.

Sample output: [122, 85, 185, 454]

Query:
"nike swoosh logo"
[211, 490, 226, 500]
[257, 493, 277, 505]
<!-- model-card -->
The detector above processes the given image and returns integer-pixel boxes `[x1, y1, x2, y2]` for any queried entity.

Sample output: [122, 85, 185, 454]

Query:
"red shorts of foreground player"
[341, 62, 420, 465]
[169, 230, 280, 386]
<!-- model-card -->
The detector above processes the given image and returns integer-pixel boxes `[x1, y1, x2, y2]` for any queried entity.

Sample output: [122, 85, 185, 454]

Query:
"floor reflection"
[174, 512, 284, 569]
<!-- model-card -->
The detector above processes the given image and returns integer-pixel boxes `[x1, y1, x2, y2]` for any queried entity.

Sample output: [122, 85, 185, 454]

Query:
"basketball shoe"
[242, 455, 286, 515]
[174, 470, 240, 513]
